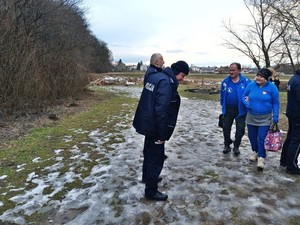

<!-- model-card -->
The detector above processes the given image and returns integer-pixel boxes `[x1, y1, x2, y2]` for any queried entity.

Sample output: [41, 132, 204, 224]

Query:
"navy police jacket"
[133, 67, 180, 141]
[286, 69, 300, 121]
[143, 64, 162, 86]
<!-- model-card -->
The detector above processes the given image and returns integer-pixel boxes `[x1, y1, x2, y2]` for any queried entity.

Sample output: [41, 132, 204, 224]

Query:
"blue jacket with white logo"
[220, 74, 251, 117]
[242, 80, 280, 123]
[133, 67, 180, 140]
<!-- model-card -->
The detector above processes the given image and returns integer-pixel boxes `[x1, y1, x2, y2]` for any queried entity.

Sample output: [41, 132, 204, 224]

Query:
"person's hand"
[155, 140, 165, 144]
[243, 96, 251, 108]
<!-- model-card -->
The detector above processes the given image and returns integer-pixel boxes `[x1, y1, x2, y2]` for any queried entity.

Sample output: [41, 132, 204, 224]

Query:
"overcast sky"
[82, 0, 253, 67]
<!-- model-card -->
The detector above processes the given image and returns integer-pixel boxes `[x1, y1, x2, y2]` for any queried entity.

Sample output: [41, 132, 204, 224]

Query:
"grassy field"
[0, 89, 137, 219]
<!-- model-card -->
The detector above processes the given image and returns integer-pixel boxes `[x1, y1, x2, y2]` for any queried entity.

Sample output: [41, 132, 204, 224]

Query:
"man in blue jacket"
[220, 62, 251, 156]
[280, 69, 300, 175]
[133, 60, 189, 201]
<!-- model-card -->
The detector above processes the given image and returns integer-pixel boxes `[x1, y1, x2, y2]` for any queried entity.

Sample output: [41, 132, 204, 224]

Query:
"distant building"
[127, 65, 137, 70]
[190, 65, 200, 73]
[140, 65, 148, 71]
[200, 66, 217, 73]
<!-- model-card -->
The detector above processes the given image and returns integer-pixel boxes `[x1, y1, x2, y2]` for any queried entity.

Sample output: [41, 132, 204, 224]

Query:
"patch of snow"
[0, 175, 7, 180]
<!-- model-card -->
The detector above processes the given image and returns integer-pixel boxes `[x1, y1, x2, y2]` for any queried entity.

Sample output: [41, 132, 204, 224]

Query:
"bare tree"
[222, 0, 289, 69]
[270, 0, 300, 72]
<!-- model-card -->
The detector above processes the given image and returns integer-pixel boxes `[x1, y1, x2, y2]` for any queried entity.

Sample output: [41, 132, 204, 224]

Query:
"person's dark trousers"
[143, 136, 165, 197]
[280, 118, 292, 166]
[222, 105, 246, 147]
[284, 118, 300, 171]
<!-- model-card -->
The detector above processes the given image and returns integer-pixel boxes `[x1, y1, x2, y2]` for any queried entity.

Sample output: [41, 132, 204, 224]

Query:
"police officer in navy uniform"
[280, 69, 300, 175]
[133, 60, 189, 201]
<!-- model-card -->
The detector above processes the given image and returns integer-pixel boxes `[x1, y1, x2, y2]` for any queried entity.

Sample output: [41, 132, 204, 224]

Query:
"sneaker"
[249, 151, 258, 162]
[257, 157, 265, 170]
[286, 169, 300, 176]
[233, 146, 240, 156]
[223, 145, 231, 154]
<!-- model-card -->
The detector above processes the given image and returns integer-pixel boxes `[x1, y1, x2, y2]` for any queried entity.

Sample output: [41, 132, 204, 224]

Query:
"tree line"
[0, 0, 112, 116]
[223, 0, 300, 72]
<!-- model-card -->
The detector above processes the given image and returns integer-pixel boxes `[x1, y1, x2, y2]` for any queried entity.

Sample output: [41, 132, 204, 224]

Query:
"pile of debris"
[88, 75, 222, 92]
[89, 76, 143, 86]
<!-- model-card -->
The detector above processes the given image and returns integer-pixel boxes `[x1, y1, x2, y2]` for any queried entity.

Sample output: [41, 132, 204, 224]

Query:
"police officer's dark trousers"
[143, 136, 165, 197]
[280, 118, 300, 171]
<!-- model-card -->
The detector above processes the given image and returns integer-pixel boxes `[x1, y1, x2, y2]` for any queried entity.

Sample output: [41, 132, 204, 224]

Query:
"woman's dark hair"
[230, 62, 241, 70]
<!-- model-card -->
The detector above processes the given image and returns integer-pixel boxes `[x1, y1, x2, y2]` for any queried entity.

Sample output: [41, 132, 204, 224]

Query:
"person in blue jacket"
[133, 60, 189, 201]
[220, 62, 251, 156]
[280, 69, 300, 175]
[242, 68, 280, 171]
[143, 53, 165, 85]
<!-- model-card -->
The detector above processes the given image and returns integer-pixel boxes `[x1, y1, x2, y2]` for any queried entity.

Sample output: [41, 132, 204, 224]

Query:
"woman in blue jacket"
[242, 68, 280, 170]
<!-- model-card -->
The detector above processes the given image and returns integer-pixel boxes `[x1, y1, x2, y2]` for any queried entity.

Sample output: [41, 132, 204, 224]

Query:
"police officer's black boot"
[233, 146, 240, 156]
[223, 145, 231, 154]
